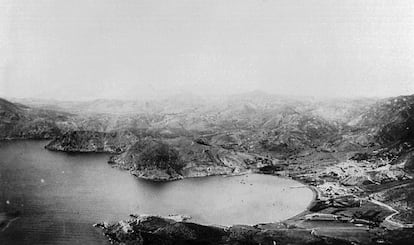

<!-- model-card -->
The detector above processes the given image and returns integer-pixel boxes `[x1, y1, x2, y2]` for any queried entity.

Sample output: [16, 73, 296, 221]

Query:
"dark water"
[0, 140, 312, 245]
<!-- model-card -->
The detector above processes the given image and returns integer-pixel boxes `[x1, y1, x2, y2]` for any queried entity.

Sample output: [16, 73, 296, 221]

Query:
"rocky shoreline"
[94, 214, 355, 245]
[94, 155, 414, 245]
[40, 130, 414, 244]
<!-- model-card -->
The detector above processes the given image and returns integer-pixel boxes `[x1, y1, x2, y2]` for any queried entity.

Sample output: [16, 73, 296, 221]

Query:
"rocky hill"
[108, 136, 268, 181]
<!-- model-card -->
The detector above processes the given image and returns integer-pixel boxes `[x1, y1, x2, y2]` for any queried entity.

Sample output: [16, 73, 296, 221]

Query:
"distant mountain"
[356, 95, 414, 145]
[347, 95, 414, 166]
[3, 93, 414, 179]
[0, 98, 72, 139]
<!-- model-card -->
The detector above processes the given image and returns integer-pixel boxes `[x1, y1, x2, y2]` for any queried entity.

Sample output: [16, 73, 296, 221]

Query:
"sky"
[0, 0, 413, 100]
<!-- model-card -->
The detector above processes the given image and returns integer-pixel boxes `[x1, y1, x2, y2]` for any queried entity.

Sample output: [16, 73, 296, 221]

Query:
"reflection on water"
[0, 140, 313, 245]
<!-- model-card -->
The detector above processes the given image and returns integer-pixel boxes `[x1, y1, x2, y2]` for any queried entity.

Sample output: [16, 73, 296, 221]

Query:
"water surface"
[0, 140, 312, 244]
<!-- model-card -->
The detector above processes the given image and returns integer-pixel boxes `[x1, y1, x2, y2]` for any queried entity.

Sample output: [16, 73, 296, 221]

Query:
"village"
[286, 157, 413, 233]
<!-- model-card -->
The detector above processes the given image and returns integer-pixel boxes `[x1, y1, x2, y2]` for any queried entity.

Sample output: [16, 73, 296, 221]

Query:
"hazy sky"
[0, 0, 413, 100]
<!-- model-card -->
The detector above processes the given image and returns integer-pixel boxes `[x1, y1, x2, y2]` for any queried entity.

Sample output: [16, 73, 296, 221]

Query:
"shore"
[11, 139, 413, 244]
[34, 138, 414, 234]
[95, 158, 414, 244]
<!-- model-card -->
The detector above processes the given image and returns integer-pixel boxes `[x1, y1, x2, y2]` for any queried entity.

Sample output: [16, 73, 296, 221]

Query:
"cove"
[0, 140, 313, 245]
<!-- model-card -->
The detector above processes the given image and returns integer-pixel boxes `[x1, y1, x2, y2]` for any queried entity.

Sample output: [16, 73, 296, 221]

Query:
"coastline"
[3, 139, 413, 244]
[95, 163, 414, 243]
[283, 183, 319, 223]
[93, 172, 337, 245]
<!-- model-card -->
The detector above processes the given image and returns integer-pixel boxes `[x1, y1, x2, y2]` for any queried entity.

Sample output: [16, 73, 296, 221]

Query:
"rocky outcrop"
[95, 214, 355, 245]
[45, 130, 139, 153]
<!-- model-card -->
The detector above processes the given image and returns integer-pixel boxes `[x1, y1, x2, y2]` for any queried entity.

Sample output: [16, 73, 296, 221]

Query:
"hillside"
[45, 130, 140, 153]
[0, 98, 72, 139]
[108, 136, 267, 181]
[3, 94, 414, 177]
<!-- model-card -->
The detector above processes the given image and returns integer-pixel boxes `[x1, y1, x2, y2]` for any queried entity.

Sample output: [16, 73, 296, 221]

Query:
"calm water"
[0, 140, 313, 245]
